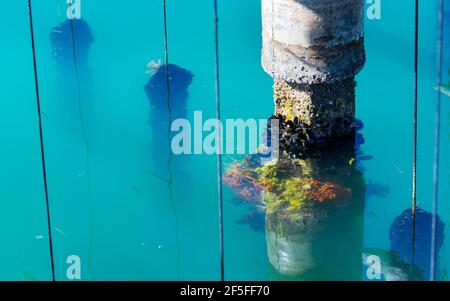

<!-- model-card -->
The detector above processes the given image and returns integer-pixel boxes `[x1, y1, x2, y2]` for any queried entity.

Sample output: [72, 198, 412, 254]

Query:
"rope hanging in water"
[410, 0, 419, 279]
[27, 0, 56, 281]
[430, 0, 444, 281]
[213, 0, 225, 281]
[67, 16, 96, 281]
[162, 0, 172, 120]
[161, 0, 182, 280]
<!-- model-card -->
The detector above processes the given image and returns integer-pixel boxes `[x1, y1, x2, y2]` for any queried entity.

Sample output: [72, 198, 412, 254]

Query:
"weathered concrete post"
[259, 0, 367, 279]
[262, 0, 365, 142]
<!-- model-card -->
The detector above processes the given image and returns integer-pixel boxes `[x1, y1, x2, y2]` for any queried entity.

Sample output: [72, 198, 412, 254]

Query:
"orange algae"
[305, 179, 352, 203]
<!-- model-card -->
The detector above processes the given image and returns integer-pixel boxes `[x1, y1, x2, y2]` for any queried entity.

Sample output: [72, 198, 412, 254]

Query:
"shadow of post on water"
[144, 63, 194, 176]
[49, 18, 96, 279]
[50, 18, 94, 98]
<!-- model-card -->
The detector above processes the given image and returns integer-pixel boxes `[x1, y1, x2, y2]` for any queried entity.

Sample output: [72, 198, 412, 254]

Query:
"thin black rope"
[430, 0, 444, 281]
[162, 0, 181, 280]
[68, 14, 96, 280]
[162, 1, 172, 120]
[410, 0, 419, 279]
[27, 0, 56, 281]
[213, 0, 225, 281]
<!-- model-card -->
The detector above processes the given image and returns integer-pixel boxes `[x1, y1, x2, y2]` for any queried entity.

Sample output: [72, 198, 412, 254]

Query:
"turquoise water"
[0, 0, 449, 281]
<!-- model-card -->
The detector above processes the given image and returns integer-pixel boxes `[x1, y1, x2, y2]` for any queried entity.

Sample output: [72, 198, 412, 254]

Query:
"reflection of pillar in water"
[263, 136, 365, 280]
[223, 123, 367, 279]
[262, 0, 365, 143]
[223, 0, 368, 280]
[260, 0, 366, 279]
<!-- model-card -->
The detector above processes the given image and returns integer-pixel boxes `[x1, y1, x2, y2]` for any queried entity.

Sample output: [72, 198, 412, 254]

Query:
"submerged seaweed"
[144, 63, 194, 175]
[144, 63, 194, 114]
[49, 18, 94, 101]
[224, 114, 367, 278]
[50, 19, 94, 66]
[390, 208, 446, 279]
[144, 63, 194, 130]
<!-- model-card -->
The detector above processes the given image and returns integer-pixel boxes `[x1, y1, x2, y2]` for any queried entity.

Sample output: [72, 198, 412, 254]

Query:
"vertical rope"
[213, 0, 225, 281]
[410, 0, 419, 279]
[67, 15, 96, 280]
[162, 0, 181, 279]
[27, 0, 56, 281]
[430, 0, 444, 281]
[162, 1, 172, 120]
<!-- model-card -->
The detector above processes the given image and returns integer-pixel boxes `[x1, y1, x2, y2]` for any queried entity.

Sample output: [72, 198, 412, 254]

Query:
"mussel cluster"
[267, 115, 316, 158]
[266, 114, 359, 159]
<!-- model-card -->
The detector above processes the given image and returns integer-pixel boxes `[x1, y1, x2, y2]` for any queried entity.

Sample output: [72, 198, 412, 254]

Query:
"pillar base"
[273, 77, 356, 145]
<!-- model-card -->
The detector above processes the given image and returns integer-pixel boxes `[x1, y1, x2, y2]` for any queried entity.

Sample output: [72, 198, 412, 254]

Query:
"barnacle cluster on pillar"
[262, 0, 366, 145]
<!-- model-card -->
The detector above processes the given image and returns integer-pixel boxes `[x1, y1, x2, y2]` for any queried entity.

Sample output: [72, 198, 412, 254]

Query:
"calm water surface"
[0, 0, 449, 280]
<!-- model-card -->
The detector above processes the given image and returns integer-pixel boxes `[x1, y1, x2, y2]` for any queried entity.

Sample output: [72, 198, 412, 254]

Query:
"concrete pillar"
[262, 0, 365, 143]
